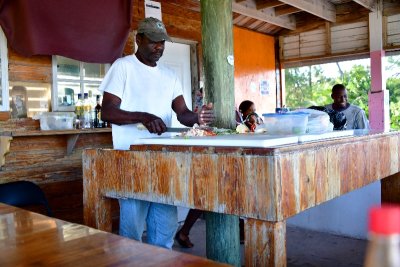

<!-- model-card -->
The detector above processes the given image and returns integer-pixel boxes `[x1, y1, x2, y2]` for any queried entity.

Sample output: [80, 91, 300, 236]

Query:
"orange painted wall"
[233, 26, 276, 115]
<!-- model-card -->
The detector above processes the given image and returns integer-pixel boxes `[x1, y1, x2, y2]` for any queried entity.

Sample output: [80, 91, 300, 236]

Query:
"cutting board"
[132, 130, 357, 148]
[132, 133, 299, 148]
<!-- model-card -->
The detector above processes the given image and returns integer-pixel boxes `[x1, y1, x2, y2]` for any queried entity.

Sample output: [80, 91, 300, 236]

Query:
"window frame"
[0, 27, 9, 111]
[51, 56, 109, 111]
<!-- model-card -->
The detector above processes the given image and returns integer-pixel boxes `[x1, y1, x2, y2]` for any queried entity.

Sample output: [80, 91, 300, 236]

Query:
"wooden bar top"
[0, 203, 229, 267]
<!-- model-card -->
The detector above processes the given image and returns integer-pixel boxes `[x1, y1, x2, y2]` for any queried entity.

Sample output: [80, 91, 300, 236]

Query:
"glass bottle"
[94, 95, 104, 128]
[74, 93, 83, 129]
[364, 205, 400, 267]
[88, 90, 96, 127]
[83, 93, 92, 129]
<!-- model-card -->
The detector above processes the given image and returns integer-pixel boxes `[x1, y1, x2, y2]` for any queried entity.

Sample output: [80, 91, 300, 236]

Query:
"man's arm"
[172, 95, 214, 127]
[101, 92, 167, 134]
[355, 109, 370, 129]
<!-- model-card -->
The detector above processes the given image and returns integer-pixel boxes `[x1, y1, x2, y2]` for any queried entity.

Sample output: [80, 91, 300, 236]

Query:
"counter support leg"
[382, 172, 400, 204]
[83, 149, 112, 232]
[245, 218, 286, 267]
[205, 212, 241, 267]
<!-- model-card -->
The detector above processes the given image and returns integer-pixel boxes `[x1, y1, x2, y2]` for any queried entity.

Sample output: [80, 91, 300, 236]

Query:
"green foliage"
[285, 56, 400, 130]
[387, 76, 400, 130]
[284, 66, 333, 109]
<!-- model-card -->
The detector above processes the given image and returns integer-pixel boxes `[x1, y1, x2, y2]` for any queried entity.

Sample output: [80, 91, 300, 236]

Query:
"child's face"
[243, 104, 256, 118]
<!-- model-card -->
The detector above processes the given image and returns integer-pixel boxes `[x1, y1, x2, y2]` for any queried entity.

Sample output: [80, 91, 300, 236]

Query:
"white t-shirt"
[325, 104, 370, 129]
[99, 55, 183, 150]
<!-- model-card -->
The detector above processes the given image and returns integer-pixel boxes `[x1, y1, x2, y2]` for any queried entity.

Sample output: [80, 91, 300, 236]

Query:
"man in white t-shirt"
[325, 84, 370, 129]
[99, 17, 214, 249]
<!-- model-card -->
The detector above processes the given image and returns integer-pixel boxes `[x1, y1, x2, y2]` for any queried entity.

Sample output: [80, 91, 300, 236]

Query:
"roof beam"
[352, 0, 376, 11]
[232, 2, 296, 30]
[278, 0, 336, 22]
[256, 0, 285, 10]
[275, 6, 302, 16]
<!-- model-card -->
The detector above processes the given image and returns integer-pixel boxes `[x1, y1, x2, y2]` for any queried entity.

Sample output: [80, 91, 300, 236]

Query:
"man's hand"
[142, 113, 167, 135]
[198, 103, 215, 126]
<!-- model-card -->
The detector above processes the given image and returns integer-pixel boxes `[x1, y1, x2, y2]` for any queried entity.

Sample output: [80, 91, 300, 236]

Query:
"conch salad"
[236, 124, 250, 133]
[180, 124, 217, 137]
[236, 123, 267, 134]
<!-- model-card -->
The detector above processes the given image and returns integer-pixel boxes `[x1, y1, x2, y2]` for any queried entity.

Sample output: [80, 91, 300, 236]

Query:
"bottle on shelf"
[94, 95, 104, 128]
[83, 92, 93, 129]
[74, 93, 83, 129]
[364, 205, 400, 267]
[88, 90, 96, 127]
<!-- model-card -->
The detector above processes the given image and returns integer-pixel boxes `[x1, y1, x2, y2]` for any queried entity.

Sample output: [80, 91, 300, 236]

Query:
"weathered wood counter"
[83, 131, 400, 266]
[0, 128, 112, 223]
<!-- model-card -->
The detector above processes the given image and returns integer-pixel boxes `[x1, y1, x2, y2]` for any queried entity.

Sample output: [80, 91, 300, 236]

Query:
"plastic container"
[296, 108, 333, 133]
[262, 112, 309, 135]
[39, 112, 75, 131]
[364, 205, 400, 267]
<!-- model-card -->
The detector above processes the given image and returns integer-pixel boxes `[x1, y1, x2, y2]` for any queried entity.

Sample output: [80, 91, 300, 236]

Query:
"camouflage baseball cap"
[137, 17, 171, 42]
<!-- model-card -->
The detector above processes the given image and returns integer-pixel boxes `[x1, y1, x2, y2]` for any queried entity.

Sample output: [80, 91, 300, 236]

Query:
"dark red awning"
[0, 0, 133, 63]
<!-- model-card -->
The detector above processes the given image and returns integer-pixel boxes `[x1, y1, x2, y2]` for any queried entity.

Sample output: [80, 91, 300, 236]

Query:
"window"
[52, 56, 109, 111]
[0, 27, 9, 111]
[284, 59, 371, 116]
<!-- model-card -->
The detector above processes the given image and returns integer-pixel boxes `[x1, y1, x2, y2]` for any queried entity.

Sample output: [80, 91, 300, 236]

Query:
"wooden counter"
[0, 128, 113, 223]
[0, 203, 228, 267]
[82, 131, 400, 266]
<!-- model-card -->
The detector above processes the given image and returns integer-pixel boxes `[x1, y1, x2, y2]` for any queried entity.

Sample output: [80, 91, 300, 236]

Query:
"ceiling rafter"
[256, 0, 285, 10]
[275, 6, 302, 16]
[278, 0, 336, 22]
[232, 2, 296, 30]
[352, 0, 376, 11]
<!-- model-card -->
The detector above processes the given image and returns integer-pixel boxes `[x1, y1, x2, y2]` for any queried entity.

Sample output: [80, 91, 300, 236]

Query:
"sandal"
[175, 230, 194, 248]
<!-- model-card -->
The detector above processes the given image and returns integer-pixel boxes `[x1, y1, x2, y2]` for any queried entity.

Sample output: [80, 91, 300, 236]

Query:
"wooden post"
[201, 0, 236, 129]
[201, 0, 240, 266]
[205, 212, 240, 267]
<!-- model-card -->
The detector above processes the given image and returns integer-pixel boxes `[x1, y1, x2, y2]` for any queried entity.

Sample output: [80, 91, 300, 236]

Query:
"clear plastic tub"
[262, 112, 309, 135]
[39, 112, 75, 131]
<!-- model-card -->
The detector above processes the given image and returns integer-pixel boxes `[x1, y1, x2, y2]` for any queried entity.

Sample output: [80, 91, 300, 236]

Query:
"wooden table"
[83, 131, 400, 266]
[0, 203, 229, 267]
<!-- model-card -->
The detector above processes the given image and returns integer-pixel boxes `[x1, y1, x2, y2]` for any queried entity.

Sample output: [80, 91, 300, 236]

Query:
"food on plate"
[180, 124, 216, 137]
[236, 123, 250, 133]
[236, 123, 267, 134]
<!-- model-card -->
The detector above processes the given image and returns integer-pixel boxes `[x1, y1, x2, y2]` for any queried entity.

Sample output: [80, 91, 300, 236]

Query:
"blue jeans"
[119, 199, 178, 249]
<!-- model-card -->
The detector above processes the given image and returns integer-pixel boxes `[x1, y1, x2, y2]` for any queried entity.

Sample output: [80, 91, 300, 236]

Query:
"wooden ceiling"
[176, 0, 380, 36]
[232, 0, 376, 35]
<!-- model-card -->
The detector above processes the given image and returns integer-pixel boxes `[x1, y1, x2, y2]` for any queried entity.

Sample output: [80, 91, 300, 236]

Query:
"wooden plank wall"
[331, 21, 369, 54]
[386, 14, 400, 49]
[0, 132, 113, 223]
[281, 19, 369, 63]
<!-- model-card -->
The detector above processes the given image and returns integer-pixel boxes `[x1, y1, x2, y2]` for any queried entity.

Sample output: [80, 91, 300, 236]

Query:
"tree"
[285, 65, 333, 109]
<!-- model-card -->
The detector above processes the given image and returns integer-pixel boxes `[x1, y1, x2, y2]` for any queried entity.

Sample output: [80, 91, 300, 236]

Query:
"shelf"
[0, 128, 112, 156]
[1, 127, 111, 137]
